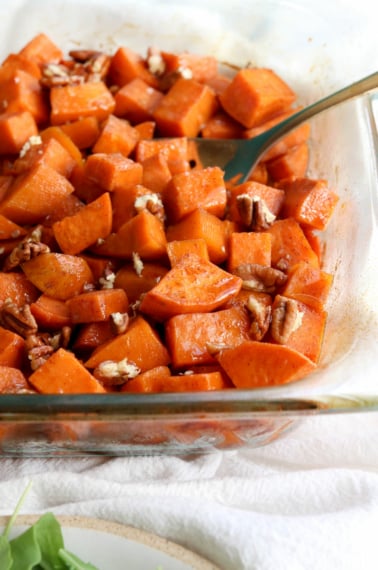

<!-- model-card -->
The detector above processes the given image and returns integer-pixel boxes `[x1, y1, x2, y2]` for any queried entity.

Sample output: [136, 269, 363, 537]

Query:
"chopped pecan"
[3, 226, 50, 271]
[270, 295, 304, 344]
[236, 194, 276, 231]
[49, 326, 72, 350]
[68, 49, 103, 62]
[234, 263, 287, 293]
[0, 301, 38, 337]
[206, 341, 232, 356]
[99, 266, 116, 289]
[40, 62, 84, 87]
[25, 333, 55, 371]
[134, 193, 165, 223]
[110, 312, 129, 335]
[85, 53, 111, 82]
[93, 358, 141, 386]
[246, 295, 272, 341]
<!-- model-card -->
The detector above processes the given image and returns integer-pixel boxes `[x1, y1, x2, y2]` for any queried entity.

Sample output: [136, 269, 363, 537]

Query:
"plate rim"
[0, 514, 220, 570]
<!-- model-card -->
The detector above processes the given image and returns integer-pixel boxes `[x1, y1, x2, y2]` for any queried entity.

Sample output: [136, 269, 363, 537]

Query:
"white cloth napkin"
[1, 412, 378, 570]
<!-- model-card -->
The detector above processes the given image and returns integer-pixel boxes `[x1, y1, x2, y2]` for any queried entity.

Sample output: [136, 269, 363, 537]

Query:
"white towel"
[1, 412, 378, 570]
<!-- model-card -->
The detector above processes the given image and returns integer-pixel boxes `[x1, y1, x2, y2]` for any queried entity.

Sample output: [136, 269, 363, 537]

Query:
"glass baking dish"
[0, 0, 377, 456]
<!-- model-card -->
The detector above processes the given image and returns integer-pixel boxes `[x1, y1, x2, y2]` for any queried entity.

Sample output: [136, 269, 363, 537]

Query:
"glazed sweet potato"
[0, 34, 340, 395]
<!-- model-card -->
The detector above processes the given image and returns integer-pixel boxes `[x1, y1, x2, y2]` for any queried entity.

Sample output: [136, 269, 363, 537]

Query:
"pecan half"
[93, 358, 141, 386]
[0, 301, 38, 337]
[246, 295, 272, 341]
[3, 226, 50, 271]
[234, 263, 287, 293]
[270, 295, 304, 344]
[236, 194, 276, 231]
[25, 333, 55, 371]
[68, 49, 103, 62]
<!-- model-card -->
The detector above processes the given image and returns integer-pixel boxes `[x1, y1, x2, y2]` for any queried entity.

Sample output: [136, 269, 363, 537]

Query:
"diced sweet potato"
[29, 348, 106, 394]
[0, 111, 38, 155]
[114, 78, 164, 123]
[30, 294, 72, 329]
[92, 114, 140, 157]
[219, 68, 296, 128]
[52, 192, 112, 255]
[267, 218, 320, 270]
[85, 315, 170, 371]
[215, 340, 316, 388]
[84, 153, 143, 192]
[227, 232, 272, 272]
[139, 252, 242, 320]
[50, 82, 115, 125]
[0, 327, 25, 369]
[114, 262, 168, 303]
[22, 253, 94, 300]
[153, 77, 218, 137]
[66, 288, 129, 323]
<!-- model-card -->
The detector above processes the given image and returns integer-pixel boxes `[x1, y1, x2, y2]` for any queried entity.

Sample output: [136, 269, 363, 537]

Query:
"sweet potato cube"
[0, 327, 25, 369]
[29, 348, 106, 394]
[267, 143, 310, 182]
[0, 272, 39, 307]
[201, 111, 245, 139]
[108, 46, 159, 88]
[228, 180, 285, 225]
[94, 210, 167, 260]
[279, 177, 339, 230]
[164, 166, 227, 223]
[0, 163, 75, 225]
[270, 295, 327, 363]
[123, 370, 227, 393]
[139, 252, 242, 320]
[0, 53, 41, 81]
[0, 111, 38, 155]
[0, 70, 48, 124]
[66, 288, 129, 323]
[161, 51, 218, 83]
[22, 253, 94, 300]
[40, 126, 83, 165]
[85, 315, 170, 371]
[50, 82, 115, 125]
[165, 307, 251, 368]
[92, 114, 140, 157]
[114, 262, 168, 304]
[141, 152, 172, 194]
[52, 192, 112, 255]
[12, 136, 77, 177]
[111, 184, 155, 231]
[227, 232, 272, 272]
[281, 261, 333, 308]
[153, 77, 218, 137]
[0, 214, 26, 240]
[220, 68, 296, 128]
[267, 218, 320, 270]
[18, 33, 63, 66]
[0, 366, 30, 394]
[114, 78, 164, 123]
[166, 208, 230, 265]
[30, 294, 72, 329]
[121, 366, 171, 393]
[216, 340, 316, 388]
[84, 153, 143, 192]
[60, 116, 100, 150]
[167, 238, 209, 266]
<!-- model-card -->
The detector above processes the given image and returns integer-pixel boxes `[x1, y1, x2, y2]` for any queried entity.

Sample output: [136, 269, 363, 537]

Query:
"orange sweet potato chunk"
[165, 307, 251, 368]
[139, 252, 242, 320]
[0, 163, 75, 225]
[153, 77, 218, 137]
[52, 192, 113, 255]
[29, 348, 106, 394]
[220, 68, 296, 128]
[85, 315, 170, 371]
[0, 111, 39, 155]
[114, 77, 164, 123]
[50, 82, 115, 125]
[18, 33, 63, 66]
[92, 114, 140, 157]
[0, 327, 25, 369]
[22, 253, 94, 300]
[216, 340, 316, 388]
[67, 288, 129, 323]
[84, 153, 143, 192]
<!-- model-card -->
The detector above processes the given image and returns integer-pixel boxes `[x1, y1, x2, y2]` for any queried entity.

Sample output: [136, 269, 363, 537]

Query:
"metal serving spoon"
[192, 71, 378, 182]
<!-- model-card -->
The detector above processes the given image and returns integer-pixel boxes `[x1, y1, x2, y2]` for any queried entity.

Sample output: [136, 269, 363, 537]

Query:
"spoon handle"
[261, 71, 378, 148]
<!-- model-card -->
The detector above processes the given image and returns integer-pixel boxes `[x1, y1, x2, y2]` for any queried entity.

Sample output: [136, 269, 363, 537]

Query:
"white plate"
[0, 515, 219, 570]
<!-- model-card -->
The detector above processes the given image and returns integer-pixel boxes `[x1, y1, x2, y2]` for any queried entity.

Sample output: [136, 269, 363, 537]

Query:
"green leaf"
[58, 548, 100, 570]
[9, 525, 42, 569]
[3, 482, 33, 540]
[33, 513, 67, 570]
[0, 535, 13, 570]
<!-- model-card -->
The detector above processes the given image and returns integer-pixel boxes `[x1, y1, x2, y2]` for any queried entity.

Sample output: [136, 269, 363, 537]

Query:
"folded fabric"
[0, 412, 378, 569]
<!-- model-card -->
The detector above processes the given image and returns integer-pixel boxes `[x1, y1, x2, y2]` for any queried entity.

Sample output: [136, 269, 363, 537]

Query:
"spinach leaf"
[33, 513, 66, 570]
[9, 525, 41, 569]
[58, 548, 100, 570]
[0, 535, 12, 570]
